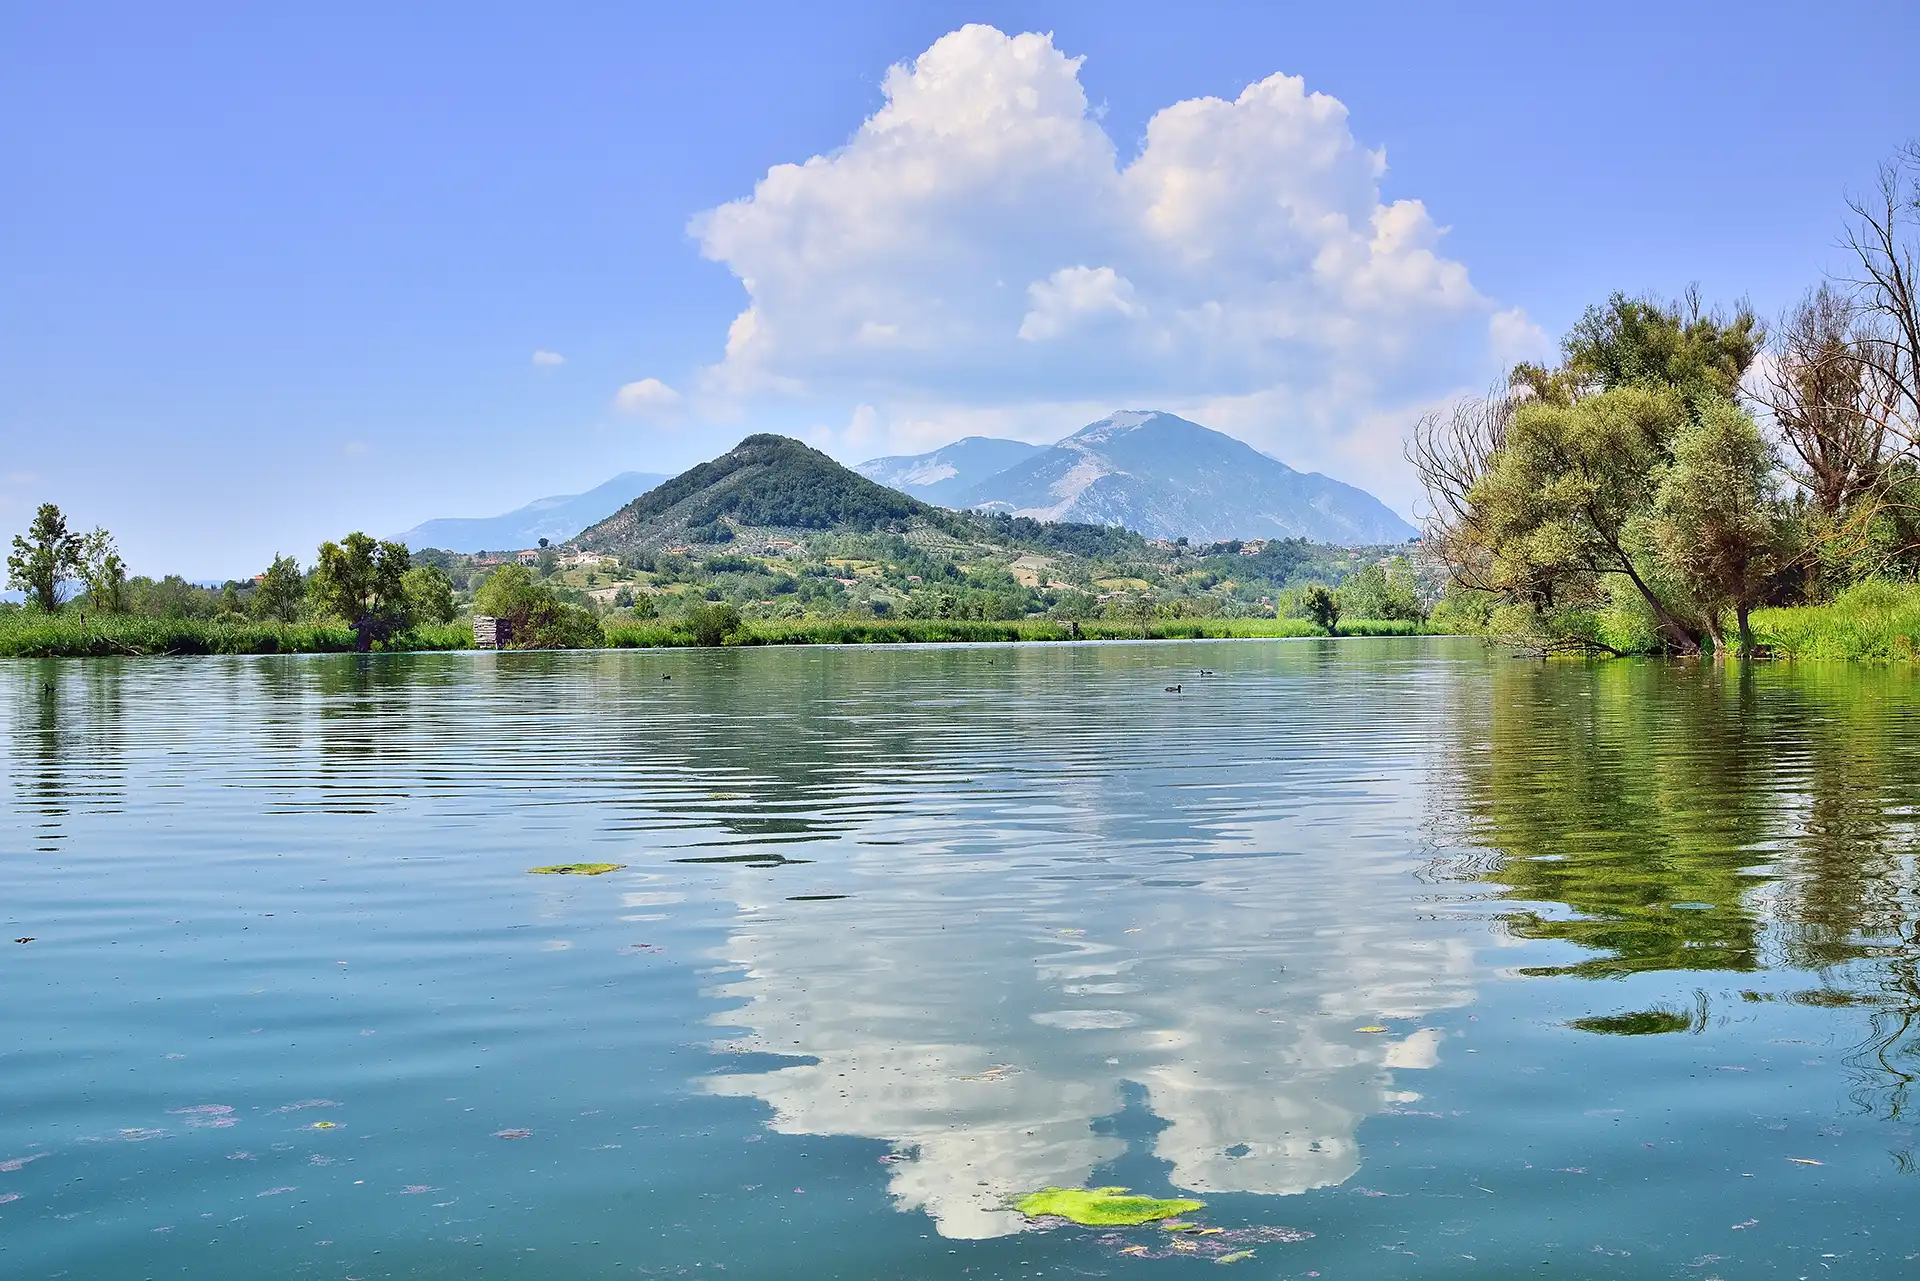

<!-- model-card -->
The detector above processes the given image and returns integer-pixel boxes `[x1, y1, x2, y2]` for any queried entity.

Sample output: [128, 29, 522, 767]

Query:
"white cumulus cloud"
[614, 377, 682, 416]
[531, 349, 566, 367]
[1018, 266, 1142, 342]
[689, 24, 1530, 503]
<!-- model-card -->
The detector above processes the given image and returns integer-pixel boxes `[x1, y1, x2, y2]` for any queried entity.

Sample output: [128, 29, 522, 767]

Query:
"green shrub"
[1752, 579, 1920, 661]
[684, 601, 743, 646]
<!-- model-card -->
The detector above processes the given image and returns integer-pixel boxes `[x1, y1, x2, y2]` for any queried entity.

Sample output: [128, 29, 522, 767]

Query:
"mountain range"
[855, 436, 1044, 506]
[393, 471, 668, 552]
[864, 411, 1415, 545]
[399, 410, 1411, 555]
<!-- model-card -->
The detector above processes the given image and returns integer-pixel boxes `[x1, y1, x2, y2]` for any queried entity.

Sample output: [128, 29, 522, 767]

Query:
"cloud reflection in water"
[704, 835, 1474, 1238]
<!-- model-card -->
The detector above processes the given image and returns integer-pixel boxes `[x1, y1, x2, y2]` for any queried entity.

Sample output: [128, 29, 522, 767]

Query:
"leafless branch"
[1838, 142, 1920, 453]
[1405, 382, 1516, 591]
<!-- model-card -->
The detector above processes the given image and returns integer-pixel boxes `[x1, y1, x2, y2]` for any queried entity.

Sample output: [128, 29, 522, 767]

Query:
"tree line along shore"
[3, 497, 1438, 658]
[3, 490, 1913, 660]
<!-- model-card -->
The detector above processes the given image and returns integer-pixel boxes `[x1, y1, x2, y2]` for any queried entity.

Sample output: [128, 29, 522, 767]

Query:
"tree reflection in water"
[1435, 657, 1920, 1130]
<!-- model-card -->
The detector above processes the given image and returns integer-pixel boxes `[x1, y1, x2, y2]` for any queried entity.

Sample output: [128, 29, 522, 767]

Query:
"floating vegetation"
[1569, 1008, 1695, 1036]
[527, 863, 626, 876]
[493, 1128, 533, 1140]
[1016, 1186, 1204, 1227]
[310, 1121, 338, 1130]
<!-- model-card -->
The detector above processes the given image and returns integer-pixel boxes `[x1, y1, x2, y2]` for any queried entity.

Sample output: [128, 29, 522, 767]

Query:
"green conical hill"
[573, 434, 955, 553]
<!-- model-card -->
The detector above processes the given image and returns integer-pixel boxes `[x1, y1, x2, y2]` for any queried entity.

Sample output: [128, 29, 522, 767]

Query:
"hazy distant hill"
[393, 471, 668, 553]
[573, 435, 949, 554]
[954, 411, 1416, 545]
[855, 436, 1043, 505]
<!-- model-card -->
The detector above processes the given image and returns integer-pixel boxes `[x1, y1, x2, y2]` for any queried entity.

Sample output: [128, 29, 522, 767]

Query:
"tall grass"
[0, 612, 472, 658]
[1751, 580, 1920, 661]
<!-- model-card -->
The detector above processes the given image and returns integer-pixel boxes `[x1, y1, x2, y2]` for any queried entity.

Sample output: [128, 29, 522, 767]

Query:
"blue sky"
[4, 1, 1916, 576]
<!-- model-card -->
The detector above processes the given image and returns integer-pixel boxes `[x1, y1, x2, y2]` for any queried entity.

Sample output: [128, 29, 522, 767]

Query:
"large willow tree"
[1411, 291, 1785, 655]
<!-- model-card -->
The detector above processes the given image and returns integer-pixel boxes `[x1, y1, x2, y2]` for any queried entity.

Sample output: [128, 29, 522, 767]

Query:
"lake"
[4, 638, 1919, 1278]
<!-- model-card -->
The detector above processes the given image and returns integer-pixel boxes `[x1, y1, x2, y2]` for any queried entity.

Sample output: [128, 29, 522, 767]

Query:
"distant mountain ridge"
[862, 411, 1414, 545]
[855, 436, 1043, 505]
[393, 471, 669, 552]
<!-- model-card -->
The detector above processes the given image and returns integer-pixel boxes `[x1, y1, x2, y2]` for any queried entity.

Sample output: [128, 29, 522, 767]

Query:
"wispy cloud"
[614, 377, 682, 417]
[531, 349, 566, 367]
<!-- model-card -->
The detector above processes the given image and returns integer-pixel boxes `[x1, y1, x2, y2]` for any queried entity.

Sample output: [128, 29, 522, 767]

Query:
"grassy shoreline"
[1750, 581, 1920, 661]
[0, 614, 473, 658]
[0, 612, 1421, 658]
[6, 584, 1915, 658]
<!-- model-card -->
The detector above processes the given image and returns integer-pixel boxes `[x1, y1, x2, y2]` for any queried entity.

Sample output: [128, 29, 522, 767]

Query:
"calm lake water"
[5, 638, 1920, 1278]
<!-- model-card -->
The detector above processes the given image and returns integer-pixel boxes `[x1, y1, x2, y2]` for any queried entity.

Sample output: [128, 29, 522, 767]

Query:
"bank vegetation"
[1411, 144, 1920, 659]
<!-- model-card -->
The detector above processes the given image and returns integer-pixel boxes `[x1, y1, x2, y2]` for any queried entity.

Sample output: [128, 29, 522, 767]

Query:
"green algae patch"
[1016, 1186, 1204, 1227]
[527, 863, 627, 876]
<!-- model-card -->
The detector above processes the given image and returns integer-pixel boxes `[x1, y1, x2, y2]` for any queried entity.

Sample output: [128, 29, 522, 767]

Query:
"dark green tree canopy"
[7, 503, 84, 613]
[309, 532, 414, 650]
[1513, 291, 1761, 407]
[253, 554, 305, 623]
[402, 565, 458, 625]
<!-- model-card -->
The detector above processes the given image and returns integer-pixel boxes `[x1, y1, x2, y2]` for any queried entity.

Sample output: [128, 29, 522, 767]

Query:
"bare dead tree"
[1405, 382, 1516, 591]
[1778, 141, 1920, 574]
[1840, 141, 1920, 454]
[1762, 283, 1889, 516]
